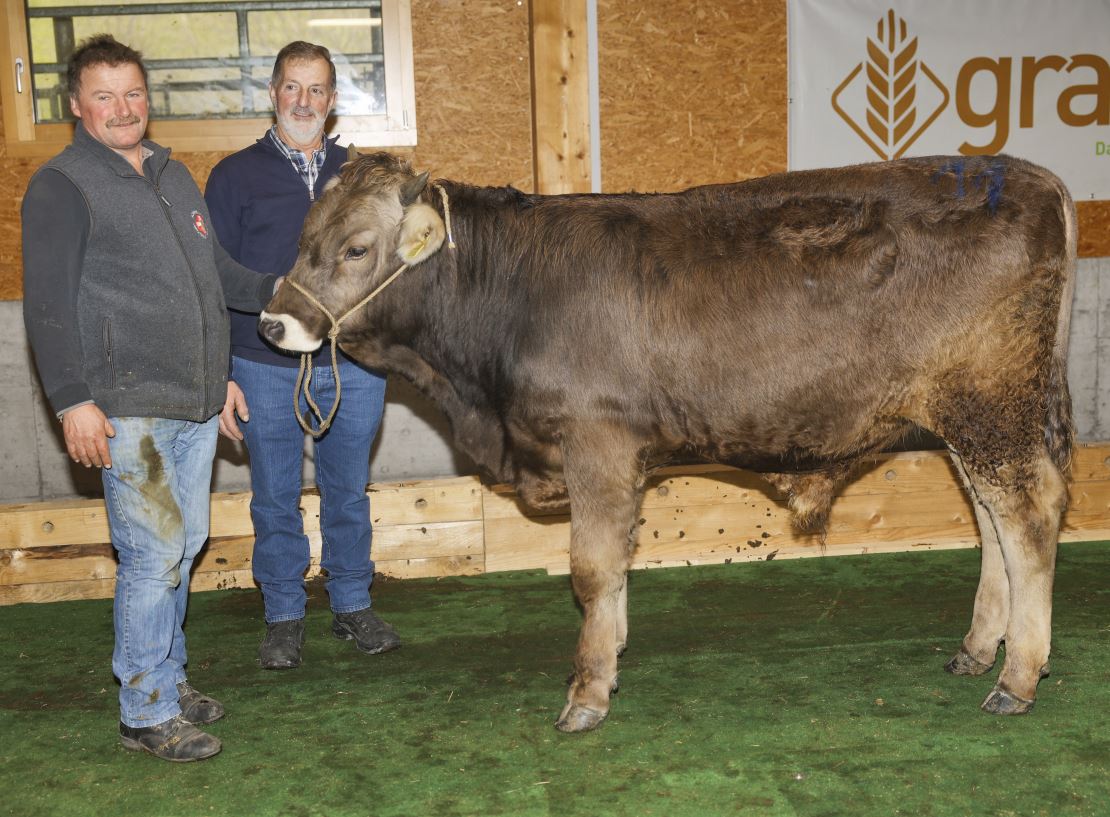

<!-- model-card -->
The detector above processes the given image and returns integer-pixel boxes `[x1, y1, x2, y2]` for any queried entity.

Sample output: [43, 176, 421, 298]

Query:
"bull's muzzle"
[257, 311, 323, 353]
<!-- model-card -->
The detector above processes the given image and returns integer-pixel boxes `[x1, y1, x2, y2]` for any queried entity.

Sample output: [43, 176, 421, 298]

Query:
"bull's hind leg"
[946, 452, 1007, 675]
[555, 428, 644, 733]
[954, 451, 1067, 714]
[616, 576, 629, 658]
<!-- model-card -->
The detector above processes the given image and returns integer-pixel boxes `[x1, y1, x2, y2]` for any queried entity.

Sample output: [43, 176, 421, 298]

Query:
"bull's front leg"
[555, 427, 645, 733]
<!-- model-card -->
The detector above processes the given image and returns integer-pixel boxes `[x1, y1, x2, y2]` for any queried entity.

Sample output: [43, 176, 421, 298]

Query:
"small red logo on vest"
[191, 210, 209, 239]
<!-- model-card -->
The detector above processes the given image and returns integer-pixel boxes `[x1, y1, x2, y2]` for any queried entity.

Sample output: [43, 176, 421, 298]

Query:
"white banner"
[788, 0, 1110, 199]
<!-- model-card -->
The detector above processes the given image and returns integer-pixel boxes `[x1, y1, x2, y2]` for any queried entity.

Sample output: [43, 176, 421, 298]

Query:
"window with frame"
[0, 0, 416, 155]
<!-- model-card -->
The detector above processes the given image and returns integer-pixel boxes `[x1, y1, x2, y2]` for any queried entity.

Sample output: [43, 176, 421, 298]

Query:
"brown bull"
[260, 152, 1076, 732]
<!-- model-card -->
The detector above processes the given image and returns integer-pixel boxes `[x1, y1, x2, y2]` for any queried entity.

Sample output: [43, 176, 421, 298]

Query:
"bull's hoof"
[944, 648, 994, 676]
[555, 704, 609, 733]
[981, 687, 1035, 715]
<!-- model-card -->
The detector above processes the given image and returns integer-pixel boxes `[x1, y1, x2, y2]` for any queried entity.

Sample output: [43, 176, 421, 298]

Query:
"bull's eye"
[345, 246, 368, 261]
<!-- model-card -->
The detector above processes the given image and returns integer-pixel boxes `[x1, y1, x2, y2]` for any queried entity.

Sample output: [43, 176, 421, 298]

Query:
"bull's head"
[259, 150, 446, 352]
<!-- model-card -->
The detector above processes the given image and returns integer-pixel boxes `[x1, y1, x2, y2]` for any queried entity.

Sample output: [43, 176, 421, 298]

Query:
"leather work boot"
[119, 715, 221, 762]
[332, 608, 402, 655]
[259, 618, 305, 670]
[176, 681, 224, 725]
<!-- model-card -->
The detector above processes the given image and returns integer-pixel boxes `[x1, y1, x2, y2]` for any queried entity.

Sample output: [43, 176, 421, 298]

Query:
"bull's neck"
[376, 182, 527, 361]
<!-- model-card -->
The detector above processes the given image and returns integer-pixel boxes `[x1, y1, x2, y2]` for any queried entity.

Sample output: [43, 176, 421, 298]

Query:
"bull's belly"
[508, 404, 912, 508]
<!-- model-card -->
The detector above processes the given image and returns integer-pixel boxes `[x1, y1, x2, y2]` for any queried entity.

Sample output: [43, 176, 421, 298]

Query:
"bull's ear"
[400, 171, 430, 206]
[395, 202, 446, 265]
[347, 143, 359, 162]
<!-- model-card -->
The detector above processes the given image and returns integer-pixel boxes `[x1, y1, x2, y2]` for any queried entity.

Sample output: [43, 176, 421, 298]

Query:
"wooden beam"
[0, 475, 487, 604]
[3, 446, 1110, 605]
[529, 0, 592, 193]
[484, 447, 1110, 573]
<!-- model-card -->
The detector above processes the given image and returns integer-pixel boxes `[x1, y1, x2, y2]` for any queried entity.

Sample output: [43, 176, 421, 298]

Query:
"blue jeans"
[102, 415, 218, 728]
[231, 356, 386, 623]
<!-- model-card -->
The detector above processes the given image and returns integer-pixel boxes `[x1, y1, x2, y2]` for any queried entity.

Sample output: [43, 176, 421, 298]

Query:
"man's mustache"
[107, 115, 142, 127]
[290, 106, 318, 117]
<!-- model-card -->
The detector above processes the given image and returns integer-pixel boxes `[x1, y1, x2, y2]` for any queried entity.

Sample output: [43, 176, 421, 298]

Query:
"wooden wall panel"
[408, 0, 533, 189]
[1079, 202, 1110, 259]
[597, 0, 788, 192]
[6, 445, 1110, 604]
[0, 108, 38, 300]
[484, 445, 1110, 576]
[0, 475, 487, 603]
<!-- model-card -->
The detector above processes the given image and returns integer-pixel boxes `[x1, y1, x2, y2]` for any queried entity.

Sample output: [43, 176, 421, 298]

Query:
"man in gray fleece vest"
[21, 35, 278, 762]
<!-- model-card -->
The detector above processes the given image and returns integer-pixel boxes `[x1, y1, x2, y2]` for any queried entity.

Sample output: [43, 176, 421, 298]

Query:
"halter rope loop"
[286, 264, 408, 437]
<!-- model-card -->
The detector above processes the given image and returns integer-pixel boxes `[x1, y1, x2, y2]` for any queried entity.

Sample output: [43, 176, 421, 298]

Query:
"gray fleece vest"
[43, 126, 232, 421]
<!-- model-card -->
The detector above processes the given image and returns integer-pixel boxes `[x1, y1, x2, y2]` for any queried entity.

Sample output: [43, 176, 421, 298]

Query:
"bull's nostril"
[260, 318, 285, 343]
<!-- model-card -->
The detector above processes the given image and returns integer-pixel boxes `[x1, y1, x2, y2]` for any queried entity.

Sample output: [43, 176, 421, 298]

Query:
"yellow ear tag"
[396, 203, 446, 266]
[404, 231, 429, 261]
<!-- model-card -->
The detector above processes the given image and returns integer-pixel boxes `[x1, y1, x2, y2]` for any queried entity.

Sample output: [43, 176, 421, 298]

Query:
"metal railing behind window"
[26, 0, 385, 123]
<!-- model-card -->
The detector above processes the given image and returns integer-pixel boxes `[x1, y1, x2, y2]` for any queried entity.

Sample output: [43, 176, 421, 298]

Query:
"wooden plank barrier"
[2, 445, 1109, 605]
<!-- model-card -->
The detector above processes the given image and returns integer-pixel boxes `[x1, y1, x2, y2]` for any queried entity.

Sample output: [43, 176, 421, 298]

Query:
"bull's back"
[508, 155, 1073, 466]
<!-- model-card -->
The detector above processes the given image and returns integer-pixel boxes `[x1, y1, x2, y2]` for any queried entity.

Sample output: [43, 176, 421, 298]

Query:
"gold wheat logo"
[832, 9, 950, 160]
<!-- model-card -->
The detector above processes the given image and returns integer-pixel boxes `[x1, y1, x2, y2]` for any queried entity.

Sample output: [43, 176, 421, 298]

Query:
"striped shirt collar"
[268, 125, 329, 200]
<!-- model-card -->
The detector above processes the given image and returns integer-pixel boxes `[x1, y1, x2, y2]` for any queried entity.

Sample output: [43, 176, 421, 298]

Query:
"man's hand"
[61, 404, 115, 469]
[219, 380, 249, 441]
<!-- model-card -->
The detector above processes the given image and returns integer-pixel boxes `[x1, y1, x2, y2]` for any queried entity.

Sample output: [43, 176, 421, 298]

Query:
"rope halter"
[286, 182, 455, 438]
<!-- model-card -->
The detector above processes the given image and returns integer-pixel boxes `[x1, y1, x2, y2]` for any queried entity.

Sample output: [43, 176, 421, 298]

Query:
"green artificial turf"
[1, 543, 1108, 817]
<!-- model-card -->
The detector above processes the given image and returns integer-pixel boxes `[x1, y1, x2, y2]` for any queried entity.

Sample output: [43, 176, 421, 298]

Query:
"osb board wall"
[1079, 202, 1110, 258]
[597, 0, 788, 191]
[0, 0, 534, 301]
[1, 0, 1107, 300]
[409, 0, 533, 190]
[0, 109, 34, 301]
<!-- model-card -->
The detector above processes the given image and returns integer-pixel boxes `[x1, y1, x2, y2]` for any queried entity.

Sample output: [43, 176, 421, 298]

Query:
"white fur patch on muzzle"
[258, 311, 323, 353]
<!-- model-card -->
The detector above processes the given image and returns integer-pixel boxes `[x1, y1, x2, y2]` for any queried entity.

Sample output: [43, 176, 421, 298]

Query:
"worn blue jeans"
[231, 356, 386, 623]
[102, 415, 218, 728]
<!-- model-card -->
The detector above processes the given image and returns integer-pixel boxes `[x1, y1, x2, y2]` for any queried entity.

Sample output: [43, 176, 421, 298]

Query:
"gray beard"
[276, 112, 324, 148]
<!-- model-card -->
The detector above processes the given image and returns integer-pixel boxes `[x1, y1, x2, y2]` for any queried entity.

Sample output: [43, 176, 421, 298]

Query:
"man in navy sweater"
[205, 41, 399, 670]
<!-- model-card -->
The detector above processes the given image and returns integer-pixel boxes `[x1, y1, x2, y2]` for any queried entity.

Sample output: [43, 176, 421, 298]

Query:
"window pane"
[25, 0, 386, 123]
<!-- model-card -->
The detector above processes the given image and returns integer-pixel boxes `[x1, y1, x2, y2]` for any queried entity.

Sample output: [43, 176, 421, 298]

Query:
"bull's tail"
[1044, 174, 1077, 479]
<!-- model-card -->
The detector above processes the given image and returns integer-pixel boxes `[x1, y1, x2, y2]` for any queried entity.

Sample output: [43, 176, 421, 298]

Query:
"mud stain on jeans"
[139, 434, 184, 545]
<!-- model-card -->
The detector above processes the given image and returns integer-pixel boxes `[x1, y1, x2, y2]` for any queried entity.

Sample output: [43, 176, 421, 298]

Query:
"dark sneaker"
[332, 608, 401, 655]
[119, 715, 221, 762]
[259, 619, 305, 670]
[176, 681, 224, 725]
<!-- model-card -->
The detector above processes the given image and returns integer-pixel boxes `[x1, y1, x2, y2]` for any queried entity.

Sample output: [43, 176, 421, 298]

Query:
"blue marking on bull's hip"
[972, 159, 1007, 216]
[933, 158, 966, 197]
[932, 157, 1005, 215]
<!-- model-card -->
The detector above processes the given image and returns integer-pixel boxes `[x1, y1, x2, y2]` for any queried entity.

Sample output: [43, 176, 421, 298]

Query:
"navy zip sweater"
[205, 132, 347, 367]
